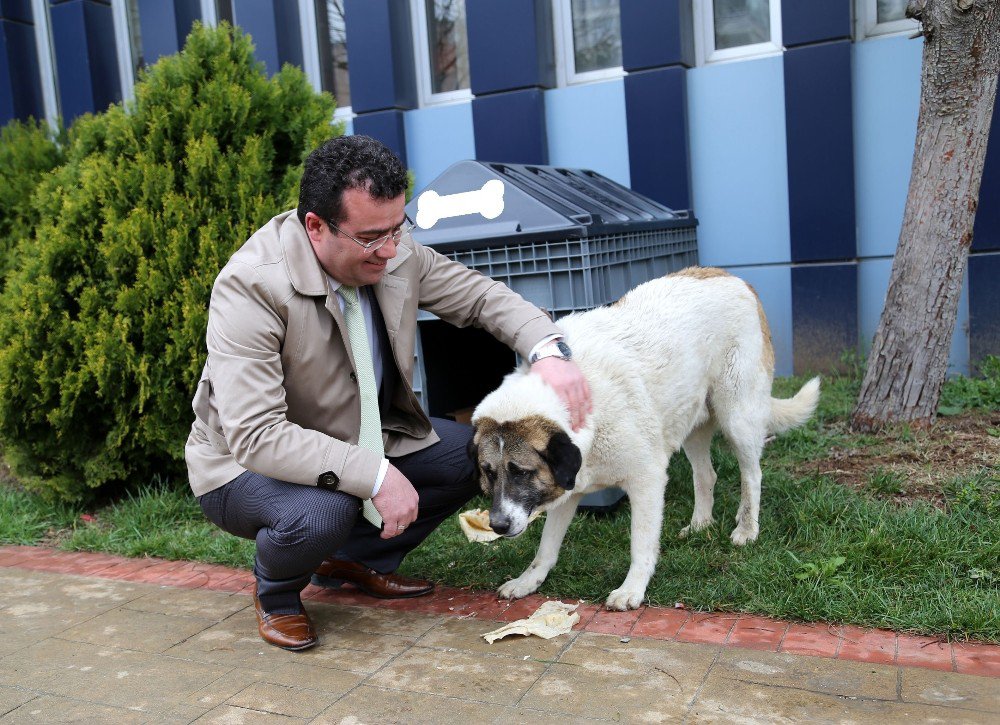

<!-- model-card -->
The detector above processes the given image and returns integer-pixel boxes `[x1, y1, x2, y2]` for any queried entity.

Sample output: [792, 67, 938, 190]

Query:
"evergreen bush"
[0, 23, 340, 501]
[0, 119, 65, 285]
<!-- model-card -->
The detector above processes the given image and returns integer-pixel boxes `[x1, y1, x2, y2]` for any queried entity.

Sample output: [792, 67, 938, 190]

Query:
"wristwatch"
[529, 339, 572, 365]
[317, 471, 340, 491]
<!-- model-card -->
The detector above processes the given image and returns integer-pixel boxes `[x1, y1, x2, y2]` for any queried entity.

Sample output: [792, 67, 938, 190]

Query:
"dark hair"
[297, 135, 408, 227]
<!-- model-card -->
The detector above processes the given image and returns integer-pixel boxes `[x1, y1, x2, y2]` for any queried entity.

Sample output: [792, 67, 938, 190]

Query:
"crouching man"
[185, 135, 591, 650]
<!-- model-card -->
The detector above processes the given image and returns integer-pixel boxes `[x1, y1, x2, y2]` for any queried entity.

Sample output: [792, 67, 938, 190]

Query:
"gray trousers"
[198, 417, 477, 614]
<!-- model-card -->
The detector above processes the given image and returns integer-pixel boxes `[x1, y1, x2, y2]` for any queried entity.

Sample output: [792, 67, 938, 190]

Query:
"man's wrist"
[529, 338, 572, 365]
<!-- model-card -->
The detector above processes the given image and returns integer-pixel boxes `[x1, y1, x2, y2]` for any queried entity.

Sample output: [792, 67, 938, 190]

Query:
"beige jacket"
[185, 210, 561, 499]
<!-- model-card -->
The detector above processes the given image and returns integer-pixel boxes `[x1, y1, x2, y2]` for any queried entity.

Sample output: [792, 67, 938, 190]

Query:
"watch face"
[556, 341, 572, 358]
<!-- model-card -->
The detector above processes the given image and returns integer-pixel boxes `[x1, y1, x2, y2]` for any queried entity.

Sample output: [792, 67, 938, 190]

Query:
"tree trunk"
[852, 0, 1000, 432]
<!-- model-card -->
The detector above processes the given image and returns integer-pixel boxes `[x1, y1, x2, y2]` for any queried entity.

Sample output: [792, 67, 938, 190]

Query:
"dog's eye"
[482, 464, 496, 481]
[507, 462, 529, 478]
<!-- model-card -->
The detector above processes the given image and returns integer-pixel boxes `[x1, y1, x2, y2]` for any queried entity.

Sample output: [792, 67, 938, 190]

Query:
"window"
[29, 0, 60, 127]
[111, 0, 143, 101]
[314, 0, 350, 111]
[697, 0, 782, 65]
[412, 0, 470, 104]
[858, 0, 919, 38]
[554, 0, 623, 85]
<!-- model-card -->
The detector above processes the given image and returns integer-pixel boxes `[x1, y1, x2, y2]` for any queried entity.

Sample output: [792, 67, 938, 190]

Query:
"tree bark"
[852, 0, 1000, 432]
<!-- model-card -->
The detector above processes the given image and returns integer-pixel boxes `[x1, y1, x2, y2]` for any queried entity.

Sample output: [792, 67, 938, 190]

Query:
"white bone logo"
[416, 179, 505, 229]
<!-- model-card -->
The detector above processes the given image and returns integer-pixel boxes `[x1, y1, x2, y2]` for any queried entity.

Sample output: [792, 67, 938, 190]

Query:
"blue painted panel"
[136, 0, 202, 65]
[467, 0, 552, 94]
[973, 93, 1000, 252]
[687, 56, 790, 267]
[791, 263, 858, 374]
[859, 258, 969, 376]
[352, 109, 408, 167]
[0, 19, 44, 123]
[403, 103, 475, 194]
[853, 36, 922, 259]
[624, 66, 689, 210]
[969, 253, 1000, 369]
[725, 264, 793, 377]
[620, 0, 692, 71]
[344, 0, 415, 113]
[472, 88, 547, 164]
[544, 79, 630, 188]
[50, 0, 121, 122]
[0, 0, 32, 22]
[782, 0, 850, 48]
[785, 41, 855, 263]
[232, 0, 301, 77]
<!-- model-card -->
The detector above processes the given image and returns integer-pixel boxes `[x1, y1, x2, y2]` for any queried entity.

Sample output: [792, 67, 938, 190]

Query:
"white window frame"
[30, 0, 60, 128]
[695, 0, 783, 66]
[856, 0, 919, 39]
[299, 0, 353, 121]
[410, 0, 472, 107]
[200, 0, 219, 26]
[111, 0, 137, 103]
[551, 0, 624, 87]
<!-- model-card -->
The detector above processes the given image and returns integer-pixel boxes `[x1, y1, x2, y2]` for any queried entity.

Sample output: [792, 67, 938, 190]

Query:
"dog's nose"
[490, 514, 511, 535]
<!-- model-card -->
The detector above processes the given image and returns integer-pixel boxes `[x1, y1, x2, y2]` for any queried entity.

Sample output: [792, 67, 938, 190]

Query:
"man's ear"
[542, 430, 582, 490]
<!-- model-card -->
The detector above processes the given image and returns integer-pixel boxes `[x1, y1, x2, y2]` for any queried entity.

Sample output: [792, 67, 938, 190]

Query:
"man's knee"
[264, 491, 359, 551]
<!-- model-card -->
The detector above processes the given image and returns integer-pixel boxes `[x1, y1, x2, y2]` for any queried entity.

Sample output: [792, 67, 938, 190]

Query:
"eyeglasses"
[326, 214, 415, 252]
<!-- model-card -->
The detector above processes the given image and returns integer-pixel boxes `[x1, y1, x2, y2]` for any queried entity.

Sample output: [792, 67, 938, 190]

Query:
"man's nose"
[374, 238, 398, 260]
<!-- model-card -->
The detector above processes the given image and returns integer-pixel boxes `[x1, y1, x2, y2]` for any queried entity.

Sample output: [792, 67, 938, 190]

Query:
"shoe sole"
[311, 573, 433, 599]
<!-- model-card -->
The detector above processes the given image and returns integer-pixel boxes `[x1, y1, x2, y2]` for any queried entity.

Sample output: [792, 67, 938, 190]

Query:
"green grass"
[1, 369, 998, 641]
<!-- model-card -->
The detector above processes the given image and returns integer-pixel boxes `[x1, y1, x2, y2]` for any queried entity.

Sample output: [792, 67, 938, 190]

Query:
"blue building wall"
[2, 2, 996, 376]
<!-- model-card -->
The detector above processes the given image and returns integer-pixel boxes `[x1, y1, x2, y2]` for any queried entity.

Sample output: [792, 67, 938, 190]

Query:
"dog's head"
[468, 415, 582, 537]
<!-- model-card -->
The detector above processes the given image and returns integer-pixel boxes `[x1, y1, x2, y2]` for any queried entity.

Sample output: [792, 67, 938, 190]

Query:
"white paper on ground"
[482, 601, 580, 644]
[458, 508, 541, 543]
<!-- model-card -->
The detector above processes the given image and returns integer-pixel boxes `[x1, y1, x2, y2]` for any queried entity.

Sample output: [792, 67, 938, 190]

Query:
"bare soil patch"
[796, 411, 1000, 508]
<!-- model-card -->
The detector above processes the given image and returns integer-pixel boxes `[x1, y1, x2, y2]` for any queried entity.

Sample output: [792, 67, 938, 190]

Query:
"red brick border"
[2, 545, 997, 677]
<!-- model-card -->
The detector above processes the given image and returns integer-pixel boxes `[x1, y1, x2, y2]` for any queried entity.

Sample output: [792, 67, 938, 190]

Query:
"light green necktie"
[340, 286, 384, 528]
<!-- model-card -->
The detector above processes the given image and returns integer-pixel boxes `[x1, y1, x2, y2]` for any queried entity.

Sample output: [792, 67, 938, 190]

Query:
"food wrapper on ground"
[458, 508, 540, 543]
[482, 601, 580, 644]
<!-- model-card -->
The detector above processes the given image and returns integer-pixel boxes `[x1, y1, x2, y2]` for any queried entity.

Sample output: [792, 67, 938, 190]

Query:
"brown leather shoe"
[252, 585, 317, 651]
[312, 558, 434, 599]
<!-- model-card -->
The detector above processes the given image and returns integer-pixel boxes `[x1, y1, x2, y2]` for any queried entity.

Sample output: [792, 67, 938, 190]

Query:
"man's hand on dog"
[372, 465, 419, 539]
[530, 358, 592, 431]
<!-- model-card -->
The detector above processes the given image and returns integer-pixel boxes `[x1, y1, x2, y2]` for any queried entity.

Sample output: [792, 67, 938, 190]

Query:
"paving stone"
[712, 647, 898, 699]
[518, 632, 717, 720]
[224, 681, 341, 719]
[675, 612, 739, 644]
[192, 704, 307, 723]
[184, 663, 361, 710]
[123, 586, 251, 620]
[367, 646, 547, 706]
[167, 609, 415, 675]
[494, 706, 602, 724]
[779, 622, 844, 658]
[901, 666, 1000, 713]
[586, 606, 645, 635]
[896, 634, 954, 671]
[837, 625, 897, 665]
[631, 607, 690, 640]
[315, 686, 503, 724]
[58, 606, 217, 653]
[324, 603, 443, 638]
[0, 694, 148, 723]
[726, 615, 787, 652]
[0, 638, 228, 711]
[689, 675, 992, 724]
[953, 641, 1000, 677]
[416, 616, 573, 660]
[0, 685, 37, 715]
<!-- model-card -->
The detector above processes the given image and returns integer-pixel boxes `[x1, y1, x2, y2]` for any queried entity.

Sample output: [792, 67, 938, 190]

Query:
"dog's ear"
[542, 430, 582, 490]
[466, 433, 480, 476]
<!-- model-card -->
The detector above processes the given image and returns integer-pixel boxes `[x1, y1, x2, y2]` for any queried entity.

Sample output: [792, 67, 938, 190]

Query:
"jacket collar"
[280, 209, 411, 297]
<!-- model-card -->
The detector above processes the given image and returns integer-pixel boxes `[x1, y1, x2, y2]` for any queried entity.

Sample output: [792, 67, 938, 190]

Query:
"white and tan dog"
[470, 267, 820, 610]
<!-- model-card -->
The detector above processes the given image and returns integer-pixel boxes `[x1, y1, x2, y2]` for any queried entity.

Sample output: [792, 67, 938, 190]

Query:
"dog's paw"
[679, 516, 715, 538]
[498, 576, 542, 600]
[730, 525, 759, 546]
[605, 587, 645, 611]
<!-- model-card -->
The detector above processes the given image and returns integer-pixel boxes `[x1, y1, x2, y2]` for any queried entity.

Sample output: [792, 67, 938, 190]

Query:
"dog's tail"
[768, 376, 821, 435]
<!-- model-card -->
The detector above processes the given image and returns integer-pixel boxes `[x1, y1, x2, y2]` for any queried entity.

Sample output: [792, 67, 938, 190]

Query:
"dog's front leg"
[606, 473, 667, 610]
[498, 495, 581, 600]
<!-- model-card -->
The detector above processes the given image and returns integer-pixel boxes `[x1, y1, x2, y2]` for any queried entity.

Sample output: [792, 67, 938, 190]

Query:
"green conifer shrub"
[0, 119, 65, 285]
[0, 23, 340, 501]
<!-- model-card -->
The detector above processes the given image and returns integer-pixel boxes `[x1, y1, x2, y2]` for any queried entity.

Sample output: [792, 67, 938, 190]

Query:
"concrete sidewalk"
[0, 548, 997, 723]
